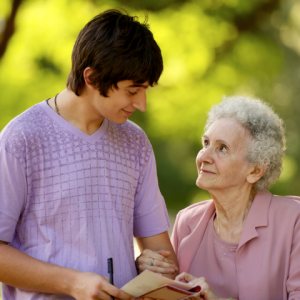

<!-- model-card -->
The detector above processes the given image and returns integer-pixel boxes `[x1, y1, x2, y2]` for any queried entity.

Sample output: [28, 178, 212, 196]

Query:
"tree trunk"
[0, 0, 23, 61]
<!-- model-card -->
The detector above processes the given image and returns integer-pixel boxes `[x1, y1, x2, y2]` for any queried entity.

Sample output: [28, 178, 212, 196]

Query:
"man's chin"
[109, 118, 129, 125]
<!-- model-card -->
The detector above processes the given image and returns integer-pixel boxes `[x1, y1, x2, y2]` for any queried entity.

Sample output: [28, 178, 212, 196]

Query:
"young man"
[0, 9, 178, 300]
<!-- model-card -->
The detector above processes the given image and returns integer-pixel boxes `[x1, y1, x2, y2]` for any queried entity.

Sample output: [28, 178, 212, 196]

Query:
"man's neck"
[48, 88, 104, 135]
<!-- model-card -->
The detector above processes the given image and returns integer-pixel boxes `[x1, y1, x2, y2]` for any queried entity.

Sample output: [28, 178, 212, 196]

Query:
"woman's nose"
[197, 147, 213, 164]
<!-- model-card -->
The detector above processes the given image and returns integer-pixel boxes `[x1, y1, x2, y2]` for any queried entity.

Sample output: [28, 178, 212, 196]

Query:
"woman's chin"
[196, 179, 210, 190]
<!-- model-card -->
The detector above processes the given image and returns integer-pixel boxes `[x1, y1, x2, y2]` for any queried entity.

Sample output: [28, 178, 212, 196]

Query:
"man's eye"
[203, 140, 209, 147]
[128, 91, 137, 95]
[220, 145, 227, 152]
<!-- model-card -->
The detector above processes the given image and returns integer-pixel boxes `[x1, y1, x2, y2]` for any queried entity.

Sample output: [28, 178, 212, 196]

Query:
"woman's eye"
[203, 140, 209, 147]
[220, 145, 227, 152]
[128, 91, 137, 95]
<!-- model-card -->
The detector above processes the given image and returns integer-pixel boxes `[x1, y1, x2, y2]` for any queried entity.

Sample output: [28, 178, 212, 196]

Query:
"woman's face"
[196, 118, 254, 192]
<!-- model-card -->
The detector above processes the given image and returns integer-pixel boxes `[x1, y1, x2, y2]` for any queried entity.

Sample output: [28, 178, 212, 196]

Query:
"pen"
[108, 258, 114, 300]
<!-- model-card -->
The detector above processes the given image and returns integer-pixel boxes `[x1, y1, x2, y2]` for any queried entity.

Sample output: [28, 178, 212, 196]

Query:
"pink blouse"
[189, 213, 238, 299]
[171, 192, 300, 300]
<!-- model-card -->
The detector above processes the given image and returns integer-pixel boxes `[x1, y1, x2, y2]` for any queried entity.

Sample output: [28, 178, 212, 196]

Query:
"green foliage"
[1, 0, 300, 213]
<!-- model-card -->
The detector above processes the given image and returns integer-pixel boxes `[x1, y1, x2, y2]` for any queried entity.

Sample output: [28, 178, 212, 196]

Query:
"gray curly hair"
[205, 96, 286, 192]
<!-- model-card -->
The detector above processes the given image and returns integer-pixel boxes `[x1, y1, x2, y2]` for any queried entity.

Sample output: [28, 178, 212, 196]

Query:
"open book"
[121, 270, 201, 300]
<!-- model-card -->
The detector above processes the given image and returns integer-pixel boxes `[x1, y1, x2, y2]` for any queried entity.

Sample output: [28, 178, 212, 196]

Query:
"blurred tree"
[131, 0, 286, 211]
[0, 0, 300, 213]
[0, 0, 23, 60]
[95, 0, 190, 11]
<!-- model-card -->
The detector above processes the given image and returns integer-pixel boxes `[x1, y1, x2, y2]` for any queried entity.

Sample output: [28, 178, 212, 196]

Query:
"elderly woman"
[136, 96, 300, 300]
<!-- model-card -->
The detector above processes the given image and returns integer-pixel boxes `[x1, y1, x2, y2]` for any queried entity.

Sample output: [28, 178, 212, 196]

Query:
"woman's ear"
[83, 67, 97, 90]
[247, 165, 267, 184]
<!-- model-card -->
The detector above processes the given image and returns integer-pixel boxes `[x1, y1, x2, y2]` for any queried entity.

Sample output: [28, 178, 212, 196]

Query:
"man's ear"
[247, 165, 267, 184]
[83, 67, 97, 90]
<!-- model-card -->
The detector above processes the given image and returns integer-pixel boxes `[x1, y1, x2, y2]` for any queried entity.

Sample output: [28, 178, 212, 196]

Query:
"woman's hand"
[135, 249, 178, 275]
[176, 273, 231, 300]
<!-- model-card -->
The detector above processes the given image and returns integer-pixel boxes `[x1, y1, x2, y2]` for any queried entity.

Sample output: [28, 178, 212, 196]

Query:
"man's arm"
[135, 231, 179, 279]
[0, 241, 134, 300]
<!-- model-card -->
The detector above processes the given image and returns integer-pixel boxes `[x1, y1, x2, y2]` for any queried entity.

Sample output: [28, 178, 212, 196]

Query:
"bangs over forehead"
[67, 9, 163, 97]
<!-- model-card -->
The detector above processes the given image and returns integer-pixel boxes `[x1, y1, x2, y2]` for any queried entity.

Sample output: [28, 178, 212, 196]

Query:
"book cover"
[121, 270, 201, 300]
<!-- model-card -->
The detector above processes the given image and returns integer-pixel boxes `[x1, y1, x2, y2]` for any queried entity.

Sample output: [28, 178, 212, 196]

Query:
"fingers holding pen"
[71, 272, 134, 300]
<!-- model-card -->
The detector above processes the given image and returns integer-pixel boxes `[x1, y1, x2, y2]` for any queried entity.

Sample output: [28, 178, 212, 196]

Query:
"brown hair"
[66, 9, 163, 97]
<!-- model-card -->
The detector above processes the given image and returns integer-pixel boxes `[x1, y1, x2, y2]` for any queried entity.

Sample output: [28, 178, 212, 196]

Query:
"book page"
[121, 270, 197, 298]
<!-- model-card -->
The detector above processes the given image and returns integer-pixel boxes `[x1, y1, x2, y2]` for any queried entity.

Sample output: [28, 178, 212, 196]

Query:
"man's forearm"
[0, 242, 134, 300]
[0, 242, 78, 296]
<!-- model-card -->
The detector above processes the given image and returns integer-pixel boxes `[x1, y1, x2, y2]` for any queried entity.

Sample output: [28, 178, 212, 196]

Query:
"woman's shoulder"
[254, 192, 300, 220]
[172, 200, 216, 246]
[176, 199, 215, 224]
[271, 194, 300, 211]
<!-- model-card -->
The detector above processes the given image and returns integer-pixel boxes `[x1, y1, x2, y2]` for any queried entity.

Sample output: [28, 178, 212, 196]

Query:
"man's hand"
[136, 249, 178, 275]
[71, 272, 134, 300]
[0, 241, 134, 300]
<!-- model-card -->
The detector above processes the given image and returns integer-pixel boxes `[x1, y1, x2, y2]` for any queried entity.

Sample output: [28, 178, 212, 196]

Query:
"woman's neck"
[210, 187, 255, 244]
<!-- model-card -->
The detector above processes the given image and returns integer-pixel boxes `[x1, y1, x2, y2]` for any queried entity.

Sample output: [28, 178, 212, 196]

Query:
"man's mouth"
[123, 109, 134, 117]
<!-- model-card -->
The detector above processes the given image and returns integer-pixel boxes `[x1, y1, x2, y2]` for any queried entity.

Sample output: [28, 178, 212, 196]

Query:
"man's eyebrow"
[126, 84, 149, 88]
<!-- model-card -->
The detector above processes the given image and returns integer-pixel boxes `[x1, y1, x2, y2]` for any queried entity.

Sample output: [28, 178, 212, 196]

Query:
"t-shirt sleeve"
[133, 150, 170, 238]
[0, 148, 27, 242]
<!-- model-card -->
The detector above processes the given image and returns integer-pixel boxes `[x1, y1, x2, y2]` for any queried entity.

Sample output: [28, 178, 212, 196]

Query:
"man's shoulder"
[108, 119, 151, 152]
[0, 103, 45, 152]
[114, 120, 147, 137]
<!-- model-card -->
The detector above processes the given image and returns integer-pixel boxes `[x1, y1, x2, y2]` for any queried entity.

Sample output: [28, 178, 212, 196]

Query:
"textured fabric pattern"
[0, 101, 169, 300]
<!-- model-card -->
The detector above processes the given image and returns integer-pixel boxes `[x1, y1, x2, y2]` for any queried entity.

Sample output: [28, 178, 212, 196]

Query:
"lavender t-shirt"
[0, 101, 169, 300]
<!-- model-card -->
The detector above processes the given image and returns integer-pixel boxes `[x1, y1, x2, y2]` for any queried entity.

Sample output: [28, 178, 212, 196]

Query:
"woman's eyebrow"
[203, 135, 229, 146]
[216, 139, 228, 144]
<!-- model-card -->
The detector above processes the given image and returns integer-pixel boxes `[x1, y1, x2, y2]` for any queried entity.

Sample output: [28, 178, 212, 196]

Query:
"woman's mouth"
[200, 169, 215, 174]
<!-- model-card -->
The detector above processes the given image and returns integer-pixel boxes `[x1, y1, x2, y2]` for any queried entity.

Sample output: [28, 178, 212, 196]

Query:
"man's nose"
[132, 92, 146, 112]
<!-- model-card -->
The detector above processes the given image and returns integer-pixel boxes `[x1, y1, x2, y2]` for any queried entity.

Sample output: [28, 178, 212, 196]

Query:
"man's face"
[91, 80, 149, 124]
